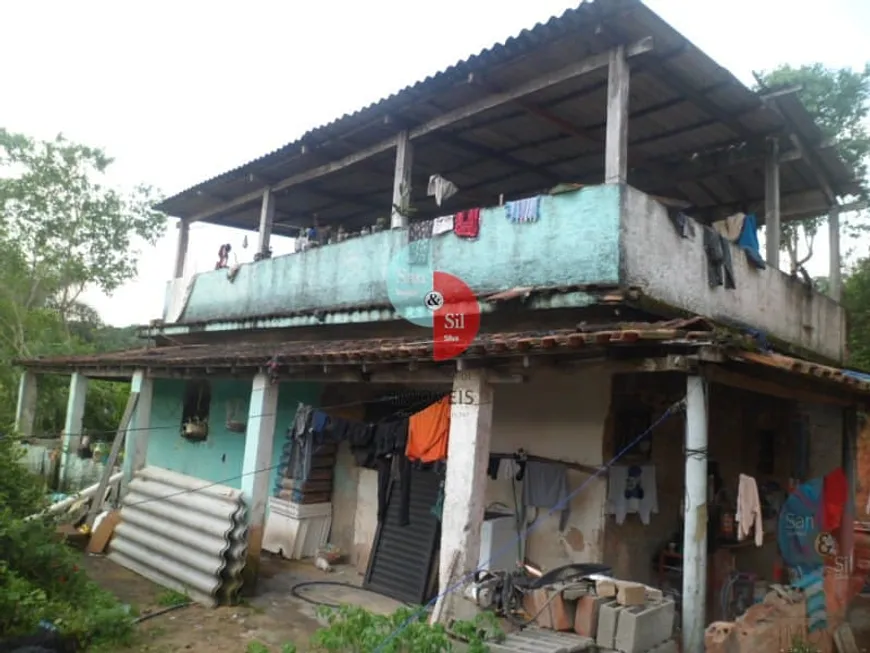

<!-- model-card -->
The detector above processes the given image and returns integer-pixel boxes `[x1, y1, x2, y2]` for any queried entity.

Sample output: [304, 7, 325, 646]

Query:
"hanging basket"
[225, 398, 247, 434]
[182, 420, 209, 441]
[226, 420, 247, 433]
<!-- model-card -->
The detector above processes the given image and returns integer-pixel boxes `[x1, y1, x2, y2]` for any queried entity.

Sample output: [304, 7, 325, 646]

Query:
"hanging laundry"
[822, 467, 848, 533]
[713, 212, 746, 242]
[606, 464, 658, 525]
[736, 473, 763, 547]
[408, 219, 433, 266]
[431, 479, 445, 521]
[406, 396, 451, 463]
[453, 208, 481, 238]
[736, 213, 766, 270]
[487, 456, 501, 480]
[666, 208, 694, 239]
[348, 422, 376, 467]
[702, 226, 736, 289]
[523, 460, 571, 531]
[427, 174, 459, 206]
[289, 404, 314, 481]
[505, 196, 542, 223]
[432, 215, 454, 236]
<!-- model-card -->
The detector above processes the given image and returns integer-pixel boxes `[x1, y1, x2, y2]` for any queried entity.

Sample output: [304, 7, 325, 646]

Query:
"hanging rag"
[505, 196, 542, 223]
[666, 208, 694, 239]
[289, 404, 314, 481]
[606, 464, 658, 525]
[736, 473, 764, 547]
[432, 215, 454, 236]
[736, 213, 766, 270]
[406, 396, 451, 463]
[822, 467, 848, 533]
[703, 226, 736, 289]
[349, 422, 376, 467]
[453, 208, 481, 238]
[522, 460, 571, 531]
[427, 174, 459, 206]
[408, 219, 433, 266]
[713, 212, 746, 242]
[487, 456, 501, 480]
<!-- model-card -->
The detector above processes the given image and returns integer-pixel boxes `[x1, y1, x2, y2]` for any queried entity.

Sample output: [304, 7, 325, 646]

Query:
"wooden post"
[765, 138, 781, 270]
[60, 373, 88, 490]
[391, 130, 413, 229]
[125, 371, 153, 481]
[257, 188, 275, 256]
[173, 219, 190, 279]
[241, 373, 279, 591]
[605, 45, 630, 184]
[15, 370, 38, 437]
[829, 205, 842, 301]
[432, 369, 494, 623]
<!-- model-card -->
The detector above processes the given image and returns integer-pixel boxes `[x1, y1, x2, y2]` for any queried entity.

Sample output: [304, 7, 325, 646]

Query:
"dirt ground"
[81, 553, 405, 652]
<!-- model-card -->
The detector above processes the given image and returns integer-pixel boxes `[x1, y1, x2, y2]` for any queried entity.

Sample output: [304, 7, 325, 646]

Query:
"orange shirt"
[406, 396, 451, 463]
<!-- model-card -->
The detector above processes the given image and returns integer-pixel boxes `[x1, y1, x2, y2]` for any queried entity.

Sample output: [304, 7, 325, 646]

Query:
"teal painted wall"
[179, 185, 622, 323]
[137, 378, 322, 490]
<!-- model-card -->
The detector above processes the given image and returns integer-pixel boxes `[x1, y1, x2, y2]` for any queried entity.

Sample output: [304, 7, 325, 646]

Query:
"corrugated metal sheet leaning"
[108, 466, 248, 607]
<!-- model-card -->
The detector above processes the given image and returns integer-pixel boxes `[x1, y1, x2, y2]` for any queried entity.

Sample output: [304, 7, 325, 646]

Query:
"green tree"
[754, 63, 870, 271]
[0, 128, 166, 434]
[843, 258, 870, 371]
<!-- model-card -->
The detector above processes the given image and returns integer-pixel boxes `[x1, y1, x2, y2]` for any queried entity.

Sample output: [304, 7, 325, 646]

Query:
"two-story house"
[15, 1, 867, 650]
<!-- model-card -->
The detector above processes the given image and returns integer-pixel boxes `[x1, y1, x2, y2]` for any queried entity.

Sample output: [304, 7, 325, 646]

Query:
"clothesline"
[489, 451, 606, 477]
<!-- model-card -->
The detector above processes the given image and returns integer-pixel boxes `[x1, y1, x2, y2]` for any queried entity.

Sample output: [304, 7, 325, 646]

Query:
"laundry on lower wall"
[606, 464, 659, 525]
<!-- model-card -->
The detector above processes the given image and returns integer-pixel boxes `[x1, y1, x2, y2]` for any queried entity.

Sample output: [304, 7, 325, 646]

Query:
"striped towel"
[505, 196, 542, 223]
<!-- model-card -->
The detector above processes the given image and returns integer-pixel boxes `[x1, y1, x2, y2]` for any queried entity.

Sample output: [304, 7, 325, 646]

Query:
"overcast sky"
[2, 0, 868, 326]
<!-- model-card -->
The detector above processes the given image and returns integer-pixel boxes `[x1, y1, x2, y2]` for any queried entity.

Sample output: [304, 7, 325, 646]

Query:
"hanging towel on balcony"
[702, 226, 736, 289]
[505, 196, 541, 223]
[427, 174, 458, 206]
[408, 219, 433, 266]
[432, 215, 454, 236]
[713, 212, 746, 241]
[453, 208, 481, 238]
[736, 213, 766, 270]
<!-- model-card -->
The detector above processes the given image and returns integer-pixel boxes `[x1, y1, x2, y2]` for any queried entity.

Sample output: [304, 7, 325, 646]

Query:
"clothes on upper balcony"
[454, 208, 481, 238]
[703, 226, 736, 289]
[505, 196, 542, 223]
[736, 213, 766, 269]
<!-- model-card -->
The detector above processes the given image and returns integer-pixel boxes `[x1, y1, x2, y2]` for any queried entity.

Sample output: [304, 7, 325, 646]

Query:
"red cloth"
[822, 467, 848, 532]
[453, 208, 481, 238]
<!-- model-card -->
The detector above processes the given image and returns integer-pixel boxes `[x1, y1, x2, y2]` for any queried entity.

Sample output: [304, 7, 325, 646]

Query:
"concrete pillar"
[257, 188, 275, 256]
[682, 375, 708, 653]
[15, 370, 38, 437]
[173, 219, 190, 279]
[60, 373, 88, 489]
[605, 45, 629, 184]
[240, 373, 279, 591]
[764, 137, 781, 270]
[123, 370, 153, 486]
[390, 130, 413, 229]
[433, 369, 494, 622]
[829, 206, 842, 302]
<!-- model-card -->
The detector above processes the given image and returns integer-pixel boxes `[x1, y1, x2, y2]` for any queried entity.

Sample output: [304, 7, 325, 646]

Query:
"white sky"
[2, 0, 869, 326]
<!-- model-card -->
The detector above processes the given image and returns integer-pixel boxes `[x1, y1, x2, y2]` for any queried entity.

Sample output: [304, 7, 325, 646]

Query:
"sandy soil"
[81, 553, 404, 652]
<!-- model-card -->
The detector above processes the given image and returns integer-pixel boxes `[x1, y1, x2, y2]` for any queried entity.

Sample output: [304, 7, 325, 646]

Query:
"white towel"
[736, 473, 763, 546]
[432, 215, 454, 235]
[427, 174, 458, 206]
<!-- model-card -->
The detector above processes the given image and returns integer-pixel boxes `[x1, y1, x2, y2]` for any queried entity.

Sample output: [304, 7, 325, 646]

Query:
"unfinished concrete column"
[682, 375, 708, 653]
[257, 188, 275, 257]
[60, 372, 88, 489]
[123, 370, 153, 485]
[433, 369, 494, 623]
[764, 137, 781, 270]
[829, 205, 842, 301]
[173, 218, 190, 279]
[605, 45, 630, 184]
[391, 130, 413, 229]
[15, 370, 38, 437]
[241, 373, 279, 591]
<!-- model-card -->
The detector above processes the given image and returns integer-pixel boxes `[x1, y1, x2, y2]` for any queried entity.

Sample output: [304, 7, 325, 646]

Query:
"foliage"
[0, 435, 135, 648]
[754, 63, 870, 271]
[843, 258, 870, 370]
[0, 128, 166, 437]
[307, 604, 502, 652]
[156, 589, 190, 607]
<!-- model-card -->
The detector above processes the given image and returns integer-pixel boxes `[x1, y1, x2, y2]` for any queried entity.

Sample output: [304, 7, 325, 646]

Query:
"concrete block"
[613, 599, 675, 653]
[616, 582, 646, 606]
[596, 600, 624, 649]
[596, 578, 617, 597]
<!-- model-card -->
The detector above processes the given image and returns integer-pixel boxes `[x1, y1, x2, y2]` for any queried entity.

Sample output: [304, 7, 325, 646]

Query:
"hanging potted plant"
[225, 399, 247, 433]
[182, 416, 209, 441]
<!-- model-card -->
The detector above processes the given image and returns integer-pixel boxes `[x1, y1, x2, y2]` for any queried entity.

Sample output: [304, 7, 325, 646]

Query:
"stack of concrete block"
[595, 597, 676, 653]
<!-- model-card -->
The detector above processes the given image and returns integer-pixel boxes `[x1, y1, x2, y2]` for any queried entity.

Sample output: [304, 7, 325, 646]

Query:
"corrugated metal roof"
[109, 466, 247, 607]
[155, 0, 859, 232]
